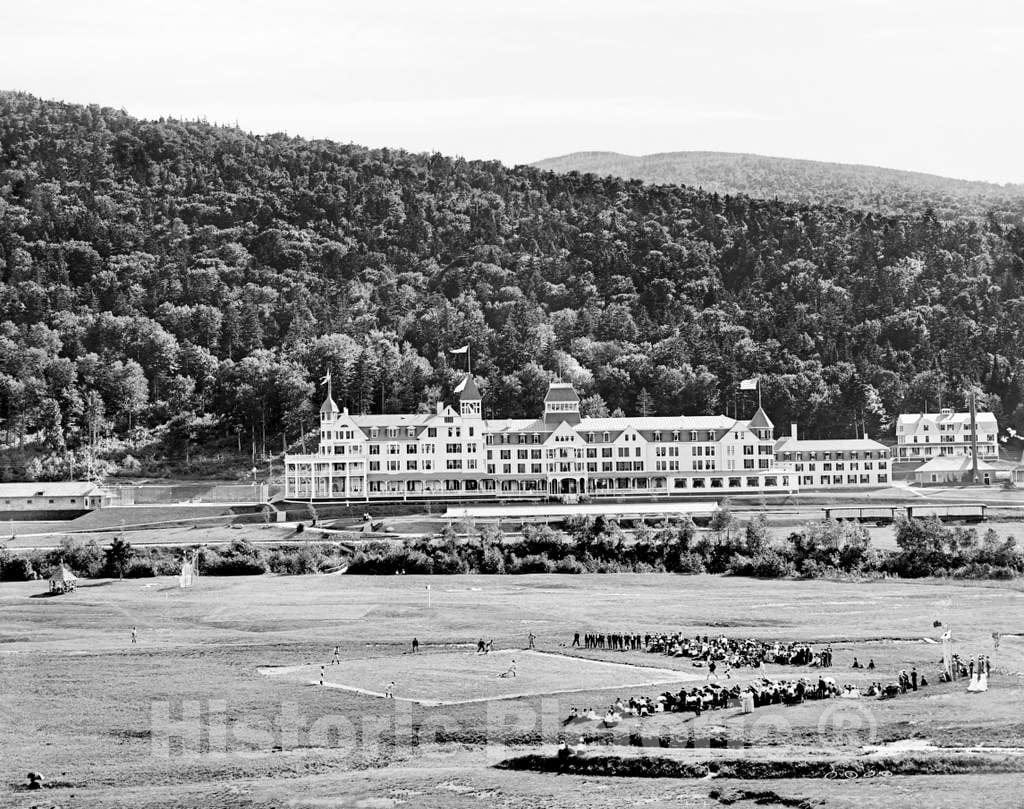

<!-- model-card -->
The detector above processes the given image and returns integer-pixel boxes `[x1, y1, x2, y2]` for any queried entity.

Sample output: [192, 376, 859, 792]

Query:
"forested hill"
[533, 151, 1024, 221]
[1, 91, 1024, 479]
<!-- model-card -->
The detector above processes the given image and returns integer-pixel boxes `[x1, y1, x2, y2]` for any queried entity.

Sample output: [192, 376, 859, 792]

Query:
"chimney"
[790, 423, 798, 442]
[437, 401, 444, 416]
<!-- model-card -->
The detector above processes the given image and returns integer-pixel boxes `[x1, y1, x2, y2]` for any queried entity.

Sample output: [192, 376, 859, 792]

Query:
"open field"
[261, 649, 701, 705]
[3, 572, 1024, 807]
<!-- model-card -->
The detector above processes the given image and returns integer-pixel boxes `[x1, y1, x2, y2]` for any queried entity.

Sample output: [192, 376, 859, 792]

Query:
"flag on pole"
[449, 345, 469, 354]
[940, 627, 952, 676]
[320, 369, 331, 385]
[739, 378, 758, 391]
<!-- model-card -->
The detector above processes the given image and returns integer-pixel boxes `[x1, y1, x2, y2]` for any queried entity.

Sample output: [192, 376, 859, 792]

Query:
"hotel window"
[467, 459, 477, 470]
[406, 460, 417, 471]
[587, 432, 595, 442]
[369, 444, 380, 455]
[532, 464, 542, 473]
[387, 460, 400, 471]
[370, 428, 379, 438]
[423, 460, 433, 471]
[603, 432, 610, 442]
[446, 443, 462, 453]
[654, 431, 662, 442]
[369, 461, 380, 471]
[428, 427, 437, 437]
[672, 431, 679, 441]
[387, 443, 400, 454]
[406, 444, 417, 454]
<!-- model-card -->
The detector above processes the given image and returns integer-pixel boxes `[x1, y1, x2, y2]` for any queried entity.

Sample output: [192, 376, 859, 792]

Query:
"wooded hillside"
[2, 92, 1023, 478]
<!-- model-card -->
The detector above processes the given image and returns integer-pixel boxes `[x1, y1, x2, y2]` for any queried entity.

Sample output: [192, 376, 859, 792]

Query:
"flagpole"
[468, 343, 472, 375]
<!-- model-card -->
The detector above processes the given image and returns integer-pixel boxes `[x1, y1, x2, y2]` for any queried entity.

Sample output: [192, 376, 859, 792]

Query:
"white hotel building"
[283, 376, 795, 502]
[895, 409, 999, 462]
[773, 425, 891, 488]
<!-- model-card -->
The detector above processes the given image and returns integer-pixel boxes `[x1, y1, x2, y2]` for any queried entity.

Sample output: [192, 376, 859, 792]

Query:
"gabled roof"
[0, 482, 105, 498]
[352, 413, 435, 429]
[454, 375, 481, 400]
[775, 437, 889, 453]
[578, 415, 735, 432]
[915, 456, 998, 473]
[745, 407, 774, 431]
[898, 411, 998, 426]
[544, 382, 580, 403]
[49, 566, 78, 583]
[482, 418, 541, 433]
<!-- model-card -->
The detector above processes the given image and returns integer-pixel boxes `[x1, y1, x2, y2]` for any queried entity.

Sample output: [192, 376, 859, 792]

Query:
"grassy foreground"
[2, 573, 1023, 808]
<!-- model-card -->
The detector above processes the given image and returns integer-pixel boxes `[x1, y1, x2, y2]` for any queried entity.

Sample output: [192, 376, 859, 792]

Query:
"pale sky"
[3, 0, 1023, 183]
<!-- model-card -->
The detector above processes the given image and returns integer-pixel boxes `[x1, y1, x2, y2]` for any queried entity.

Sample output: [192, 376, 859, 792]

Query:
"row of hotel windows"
[902, 434, 995, 443]
[323, 429, 770, 446]
[800, 475, 888, 485]
[780, 451, 889, 461]
[791, 461, 887, 472]
[899, 446, 997, 456]
[677, 475, 787, 488]
[322, 426, 478, 441]
[899, 423, 992, 433]
[319, 475, 796, 491]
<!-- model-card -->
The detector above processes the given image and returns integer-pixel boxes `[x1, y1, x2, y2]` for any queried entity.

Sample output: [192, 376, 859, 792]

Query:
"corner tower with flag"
[454, 374, 482, 419]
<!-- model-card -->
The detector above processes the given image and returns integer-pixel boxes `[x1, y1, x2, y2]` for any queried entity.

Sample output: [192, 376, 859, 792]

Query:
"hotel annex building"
[284, 375, 890, 502]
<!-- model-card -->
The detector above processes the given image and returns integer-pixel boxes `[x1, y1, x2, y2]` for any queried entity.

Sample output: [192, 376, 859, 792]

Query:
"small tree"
[105, 536, 134, 579]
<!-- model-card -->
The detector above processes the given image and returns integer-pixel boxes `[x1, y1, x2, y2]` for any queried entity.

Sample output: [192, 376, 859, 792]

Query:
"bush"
[1, 555, 36, 581]
[508, 554, 555, 574]
[125, 559, 156, 578]
[554, 554, 587, 574]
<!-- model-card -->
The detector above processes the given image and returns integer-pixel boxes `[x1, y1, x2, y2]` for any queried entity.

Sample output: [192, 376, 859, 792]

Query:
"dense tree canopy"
[1, 91, 1023, 473]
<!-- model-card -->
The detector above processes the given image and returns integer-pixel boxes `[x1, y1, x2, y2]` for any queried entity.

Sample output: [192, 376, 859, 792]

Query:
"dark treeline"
[346, 514, 1024, 580]
[3, 92, 1024, 478]
[0, 536, 350, 581]
[4, 516, 1020, 582]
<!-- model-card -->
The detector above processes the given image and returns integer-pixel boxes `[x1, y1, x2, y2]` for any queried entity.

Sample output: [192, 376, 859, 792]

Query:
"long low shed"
[445, 501, 720, 520]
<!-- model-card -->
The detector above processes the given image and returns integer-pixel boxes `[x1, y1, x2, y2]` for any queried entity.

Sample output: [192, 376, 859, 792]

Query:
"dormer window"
[603, 432, 610, 442]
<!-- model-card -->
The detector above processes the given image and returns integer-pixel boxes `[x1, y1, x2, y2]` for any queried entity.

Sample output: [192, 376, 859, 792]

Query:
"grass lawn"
[263, 649, 701, 705]
[2, 573, 1023, 808]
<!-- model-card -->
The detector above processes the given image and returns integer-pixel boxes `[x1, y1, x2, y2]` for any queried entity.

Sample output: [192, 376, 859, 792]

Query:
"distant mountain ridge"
[532, 151, 1024, 219]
